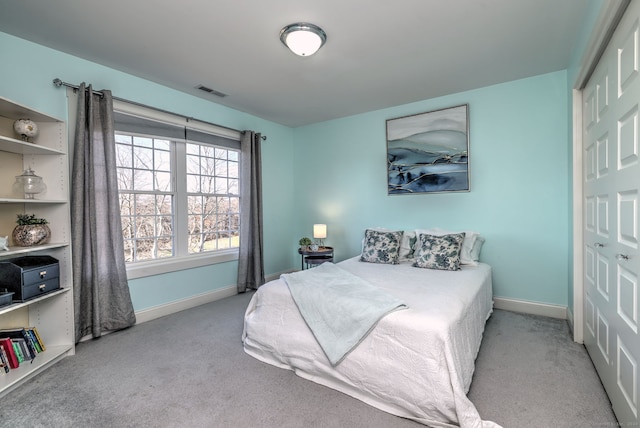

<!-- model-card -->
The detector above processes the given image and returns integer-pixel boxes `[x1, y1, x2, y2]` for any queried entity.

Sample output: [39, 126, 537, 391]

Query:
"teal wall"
[0, 32, 296, 311]
[0, 0, 607, 312]
[293, 71, 570, 305]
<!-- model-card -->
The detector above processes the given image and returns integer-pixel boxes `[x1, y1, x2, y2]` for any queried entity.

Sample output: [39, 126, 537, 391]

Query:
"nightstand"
[298, 246, 334, 270]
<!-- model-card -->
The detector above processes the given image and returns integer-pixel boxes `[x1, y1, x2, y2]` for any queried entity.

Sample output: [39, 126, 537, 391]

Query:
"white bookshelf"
[0, 96, 75, 397]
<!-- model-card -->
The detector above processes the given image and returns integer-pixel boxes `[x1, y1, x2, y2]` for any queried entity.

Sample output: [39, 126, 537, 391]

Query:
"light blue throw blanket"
[281, 263, 407, 365]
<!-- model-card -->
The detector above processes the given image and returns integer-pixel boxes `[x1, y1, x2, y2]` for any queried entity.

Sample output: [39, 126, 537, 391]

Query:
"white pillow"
[470, 236, 485, 262]
[399, 230, 416, 261]
[415, 228, 479, 265]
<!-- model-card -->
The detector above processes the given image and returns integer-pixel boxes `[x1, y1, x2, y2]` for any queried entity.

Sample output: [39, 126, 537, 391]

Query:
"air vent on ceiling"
[196, 84, 227, 98]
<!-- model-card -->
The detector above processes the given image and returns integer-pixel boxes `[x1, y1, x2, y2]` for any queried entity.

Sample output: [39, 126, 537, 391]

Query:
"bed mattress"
[242, 257, 499, 428]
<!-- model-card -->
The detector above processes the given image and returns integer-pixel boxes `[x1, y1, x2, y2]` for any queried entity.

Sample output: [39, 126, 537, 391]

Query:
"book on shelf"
[13, 338, 29, 362]
[12, 340, 24, 363]
[0, 345, 9, 374]
[26, 330, 42, 353]
[0, 337, 19, 369]
[30, 327, 46, 352]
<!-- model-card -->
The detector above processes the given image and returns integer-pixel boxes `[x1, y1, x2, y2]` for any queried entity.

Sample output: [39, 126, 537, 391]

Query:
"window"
[185, 144, 239, 254]
[113, 103, 241, 277]
[116, 134, 175, 262]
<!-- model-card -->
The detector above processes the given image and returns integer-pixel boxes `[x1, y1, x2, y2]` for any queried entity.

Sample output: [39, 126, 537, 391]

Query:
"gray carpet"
[0, 293, 617, 427]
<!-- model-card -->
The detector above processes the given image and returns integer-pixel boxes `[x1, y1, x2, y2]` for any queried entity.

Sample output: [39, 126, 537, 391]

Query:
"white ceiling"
[0, 0, 593, 127]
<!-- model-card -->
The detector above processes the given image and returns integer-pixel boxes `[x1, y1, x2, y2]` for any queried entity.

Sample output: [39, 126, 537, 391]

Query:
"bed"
[242, 229, 500, 428]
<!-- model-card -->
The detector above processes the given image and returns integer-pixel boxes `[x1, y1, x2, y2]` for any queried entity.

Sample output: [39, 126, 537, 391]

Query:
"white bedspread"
[242, 257, 500, 428]
[282, 262, 407, 365]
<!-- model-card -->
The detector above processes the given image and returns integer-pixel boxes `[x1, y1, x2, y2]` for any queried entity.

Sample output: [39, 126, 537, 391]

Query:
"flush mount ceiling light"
[280, 22, 327, 57]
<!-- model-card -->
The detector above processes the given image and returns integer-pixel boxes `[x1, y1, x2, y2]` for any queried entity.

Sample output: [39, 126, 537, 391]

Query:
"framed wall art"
[386, 104, 469, 195]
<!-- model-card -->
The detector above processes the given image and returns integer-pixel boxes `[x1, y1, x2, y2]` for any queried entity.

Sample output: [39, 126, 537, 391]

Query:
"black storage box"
[0, 255, 60, 302]
[0, 290, 13, 307]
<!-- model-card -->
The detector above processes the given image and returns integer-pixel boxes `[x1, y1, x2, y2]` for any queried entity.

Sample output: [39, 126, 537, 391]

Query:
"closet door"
[583, 1, 640, 424]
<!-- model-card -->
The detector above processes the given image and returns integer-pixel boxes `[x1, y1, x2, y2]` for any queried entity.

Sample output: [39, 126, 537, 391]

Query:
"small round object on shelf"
[13, 118, 39, 142]
[12, 224, 51, 247]
[13, 167, 47, 199]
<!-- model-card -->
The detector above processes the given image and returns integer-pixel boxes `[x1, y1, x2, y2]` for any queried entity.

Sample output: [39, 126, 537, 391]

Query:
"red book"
[0, 337, 18, 369]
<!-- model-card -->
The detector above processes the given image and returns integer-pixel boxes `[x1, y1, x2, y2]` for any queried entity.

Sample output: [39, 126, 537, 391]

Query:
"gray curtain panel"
[71, 84, 136, 342]
[237, 131, 265, 292]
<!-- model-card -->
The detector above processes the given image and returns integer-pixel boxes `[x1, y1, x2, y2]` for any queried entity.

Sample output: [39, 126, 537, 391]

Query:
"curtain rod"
[52, 78, 266, 141]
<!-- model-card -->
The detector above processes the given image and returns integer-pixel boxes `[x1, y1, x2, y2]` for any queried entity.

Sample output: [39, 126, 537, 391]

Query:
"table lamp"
[313, 224, 327, 248]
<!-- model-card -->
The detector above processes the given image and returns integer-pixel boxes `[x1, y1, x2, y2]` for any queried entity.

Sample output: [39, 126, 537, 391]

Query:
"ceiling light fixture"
[280, 22, 327, 57]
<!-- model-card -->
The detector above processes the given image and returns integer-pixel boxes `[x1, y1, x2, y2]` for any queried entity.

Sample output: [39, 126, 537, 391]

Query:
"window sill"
[126, 249, 239, 280]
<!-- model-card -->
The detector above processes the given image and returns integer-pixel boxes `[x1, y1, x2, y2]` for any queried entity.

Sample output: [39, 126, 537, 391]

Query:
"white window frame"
[113, 100, 241, 280]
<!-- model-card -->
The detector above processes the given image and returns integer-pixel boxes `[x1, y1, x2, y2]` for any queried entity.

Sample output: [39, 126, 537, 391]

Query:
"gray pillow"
[413, 233, 465, 271]
[360, 229, 403, 265]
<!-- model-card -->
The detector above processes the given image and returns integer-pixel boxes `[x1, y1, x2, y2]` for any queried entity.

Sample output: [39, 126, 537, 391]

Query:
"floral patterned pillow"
[413, 233, 465, 271]
[360, 229, 403, 265]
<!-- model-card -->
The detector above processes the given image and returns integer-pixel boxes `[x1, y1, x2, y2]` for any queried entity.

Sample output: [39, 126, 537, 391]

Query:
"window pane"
[186, 143, 200, 155]
[155, 150, 171, 171]
[120, 195, 134, 213]
[201, 175, 215, 193]
[117, 168, 133, 191]
[136, 216, 156, 238]
[228, 160, 238, 178]
[187, 174, 200, 193]
[123, 239, 134, 263]
[156, 195, 173, 215]
[215, 178, 227, 194]
[134, 146, 153, 170]
[215, 161, 228, 177]
[186, 154, 200, 174]
[228, 178, 238, 195]
[133, 136, 153, 148]
[201, 146, 216, 158]
[115, 134, 132, 145]
[134, 238, 173, 261]
[155, 139, 170, 151]
[116, 143, 132, 168]
[230, 213, 240, 230]
[134, 170, 154, 191]
[188, 195, 202, 214]
[154, 171, 171, 192]
[215, 148, 226, 159]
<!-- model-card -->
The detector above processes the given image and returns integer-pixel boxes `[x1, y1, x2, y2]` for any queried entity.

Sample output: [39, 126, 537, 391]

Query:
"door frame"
[572, 0, 629, 343]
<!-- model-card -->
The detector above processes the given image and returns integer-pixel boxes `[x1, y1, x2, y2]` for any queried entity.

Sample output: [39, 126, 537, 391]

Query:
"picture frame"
[386, 104, 469, 195]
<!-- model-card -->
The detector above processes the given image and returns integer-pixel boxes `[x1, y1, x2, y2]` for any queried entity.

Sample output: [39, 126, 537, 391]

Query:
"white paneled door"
[583, 1, 640, 424]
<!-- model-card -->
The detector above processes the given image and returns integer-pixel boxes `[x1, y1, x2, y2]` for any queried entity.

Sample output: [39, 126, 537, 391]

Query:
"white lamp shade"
[285, 31, 322, 56]
[313, 224, 327, 239]
[280, 23, 327, 57]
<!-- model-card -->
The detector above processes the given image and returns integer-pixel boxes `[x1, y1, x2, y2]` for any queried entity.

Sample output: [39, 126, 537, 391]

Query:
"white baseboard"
[135, 285, 237, 324]
[265, 269, 296, 282]
[134, 270, 295, 325]
[130, 266, 311, 325]
[134, 286, 569, 326]
[493, 297, 568, 319]
[567, 306, 574, 329]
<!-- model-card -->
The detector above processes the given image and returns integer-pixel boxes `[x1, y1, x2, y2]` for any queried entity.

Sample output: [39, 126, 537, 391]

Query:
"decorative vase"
[13, 118, 39, 142]
[12, 224, 51, 247]
[13, 167, 47, 199]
